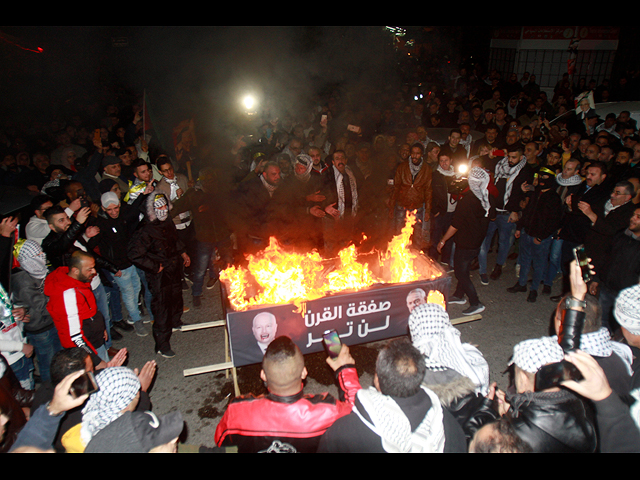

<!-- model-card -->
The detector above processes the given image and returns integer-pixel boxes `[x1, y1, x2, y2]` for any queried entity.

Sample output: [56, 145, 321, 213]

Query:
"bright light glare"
[243, 95, 255, 110]
[458, 164, 468, 175]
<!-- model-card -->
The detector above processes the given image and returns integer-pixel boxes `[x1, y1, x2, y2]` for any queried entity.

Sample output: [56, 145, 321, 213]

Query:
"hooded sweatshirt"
[44, 267, 105, 365]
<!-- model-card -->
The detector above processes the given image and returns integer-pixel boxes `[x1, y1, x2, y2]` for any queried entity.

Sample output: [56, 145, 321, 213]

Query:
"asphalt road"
[112, 251, 561, 450]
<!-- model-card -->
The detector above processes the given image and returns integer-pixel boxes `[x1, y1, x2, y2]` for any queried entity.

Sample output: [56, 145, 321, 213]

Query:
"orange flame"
[221, 211, 443, 311]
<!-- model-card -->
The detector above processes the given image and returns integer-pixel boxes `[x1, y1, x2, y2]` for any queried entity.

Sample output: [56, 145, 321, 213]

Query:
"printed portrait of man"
[406, 288, 427, 313]
[252, 311, 278, 356]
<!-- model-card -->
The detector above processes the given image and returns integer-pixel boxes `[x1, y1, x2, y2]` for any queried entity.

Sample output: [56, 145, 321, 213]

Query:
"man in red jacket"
[214, 336, 361, 453]
[44, 250, 109, 369]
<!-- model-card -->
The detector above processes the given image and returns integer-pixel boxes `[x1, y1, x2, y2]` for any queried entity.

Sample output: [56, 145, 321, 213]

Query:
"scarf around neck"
[333, 165, 358, 218]
[353, 386, 445, 453]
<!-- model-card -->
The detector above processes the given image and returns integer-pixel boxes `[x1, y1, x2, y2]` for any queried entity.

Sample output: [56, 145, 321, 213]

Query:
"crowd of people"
[1, 62, 640, 453]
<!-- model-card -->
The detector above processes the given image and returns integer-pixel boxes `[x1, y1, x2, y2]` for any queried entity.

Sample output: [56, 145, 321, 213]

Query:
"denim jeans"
[191, 241, 218, 297]
[10, 354, 35, 390]
[103, 271, 123, 324]
[543, 238, 563, 286]
[453, 247, 481, 306]
[93, 283, 112, 349]
[24, 326, 63, 384]
[479, 212, 517, 275]
[136, 266, 154, 322]
[113, 265, 142, 324]
[517, 231, 552, 290]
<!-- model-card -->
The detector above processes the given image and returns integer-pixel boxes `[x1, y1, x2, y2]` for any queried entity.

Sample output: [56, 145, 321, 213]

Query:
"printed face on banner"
[226, 276, 451, 367]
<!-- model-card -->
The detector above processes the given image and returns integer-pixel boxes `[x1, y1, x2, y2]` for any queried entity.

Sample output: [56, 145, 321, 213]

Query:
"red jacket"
[214, 365, 361, 453]
[44, 267, 105, 362]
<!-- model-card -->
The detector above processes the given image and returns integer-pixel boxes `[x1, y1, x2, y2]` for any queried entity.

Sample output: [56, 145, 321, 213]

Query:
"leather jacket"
[506, 389, 597, 453]
[391, 161, 432, 213]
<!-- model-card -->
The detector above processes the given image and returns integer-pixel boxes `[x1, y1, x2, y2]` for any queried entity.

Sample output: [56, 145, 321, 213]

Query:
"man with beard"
[128, 193, 190, 358]
[42, 205, 124, 346]
[233, 161, 290, 256]
[552, 161, 610, 301]
[44, 251, 109, 369]
[389, 143, 433, 252]
[319, 150, 360, 257]
[478, 145, 528, 284]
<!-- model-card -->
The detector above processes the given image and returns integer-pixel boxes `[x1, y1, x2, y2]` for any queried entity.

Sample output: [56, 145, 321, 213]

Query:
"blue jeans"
[103, 271, 123, 324]
[10, 354, 35, 390]
[543, 238, 563, 286]
[113, 266, 142, 324]
[517, 231, 552, 289]
[479, 212, 517, 274]
[24, 326, 63, 384]
[93, 283, 112, 349]
[136, 266, 154, 321]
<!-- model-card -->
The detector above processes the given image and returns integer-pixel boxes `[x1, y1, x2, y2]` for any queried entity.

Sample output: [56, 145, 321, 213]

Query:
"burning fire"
[221, 211, 443, 311]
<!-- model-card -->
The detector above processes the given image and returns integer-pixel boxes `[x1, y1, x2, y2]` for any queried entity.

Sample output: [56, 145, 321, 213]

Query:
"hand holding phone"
[69, 371, 99, 399]
[322, 329, 342, 359]
[573, 246, 592, 283]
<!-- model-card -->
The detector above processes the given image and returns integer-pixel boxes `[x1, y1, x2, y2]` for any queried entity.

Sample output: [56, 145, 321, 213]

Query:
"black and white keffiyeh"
[81, 367, 141, 445]
[333, 165, 358, 218]
[353, 385, 445, 453]
[615, 284, 640, 336]
[468, 167, 492, 218]
[295, 154, 314, 183]
[556, 174, 583, 187]
[409, 303, 490, 396]
[259, 173, 279, 198]
[494, 155, 526, 206]
[17, 239, 49, 281]
[509, 336, 564, 374]
[409, 158, 424, 179]
[559, 327, 633, 376]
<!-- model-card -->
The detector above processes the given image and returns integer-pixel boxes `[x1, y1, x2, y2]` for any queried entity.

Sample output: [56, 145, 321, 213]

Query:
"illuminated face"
[562, 160, 579, 179]
[399, 144, 411, 160]
[448, 132, 461, 147]
[135, 164, 153, 183]
[252, 313, 277, 346]
[585, 166, 605, 187]
[104, 163, 121, 177]
[333, 152, 347, 174]
[308, 149, 322, 166]
[507, 151, 522, 167]
[438, 155, 452, 171]
[546, 151, 561, 166]
[104, 203, 121, 219]
[159, 162, 175, 180]
[77, 257, 97, 284]
[410, 146, 423, 165]
[49, 213, 71, 233]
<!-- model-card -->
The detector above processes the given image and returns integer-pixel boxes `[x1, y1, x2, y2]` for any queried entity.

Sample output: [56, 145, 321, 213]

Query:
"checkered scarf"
[17, 239, 49, 280]
[353, 386, 445, 453]
[468, 167, 492, 217]
[333, 164, 358, 218]
[81, 367, 141, 445]
[409, 303, 490, 396]
[494, 155, 526, 207]
[615, 284, 640, 336]
[510, 337, 564, 374]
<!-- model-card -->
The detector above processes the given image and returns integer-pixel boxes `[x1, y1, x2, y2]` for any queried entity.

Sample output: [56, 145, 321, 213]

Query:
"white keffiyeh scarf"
[494, 156, 526, 206]
[468, 167, 492, 218]
[81, 367, 141, 445]
[556, 174, 583, 187]
[260, 174, 279, 198]
[333, 165, 358, 218]
[553, 327, 634, 376]
[436, 165, 455, 177]
[409, 303, 490, 396]
[353, 386, 445, 453]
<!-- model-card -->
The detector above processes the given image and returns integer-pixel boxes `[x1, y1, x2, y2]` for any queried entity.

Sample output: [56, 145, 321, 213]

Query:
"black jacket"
[558, 181, 610, 244]
[41, 218, 118, 278]
[506, 389, 597, 453]
[516, 188, 563, 240]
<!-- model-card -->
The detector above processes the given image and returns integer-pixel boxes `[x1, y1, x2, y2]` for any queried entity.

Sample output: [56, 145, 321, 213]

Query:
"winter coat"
[43, 267, 106, 366]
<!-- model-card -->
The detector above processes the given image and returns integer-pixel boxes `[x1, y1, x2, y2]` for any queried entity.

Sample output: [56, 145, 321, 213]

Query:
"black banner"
[226, 275, 452, 367]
